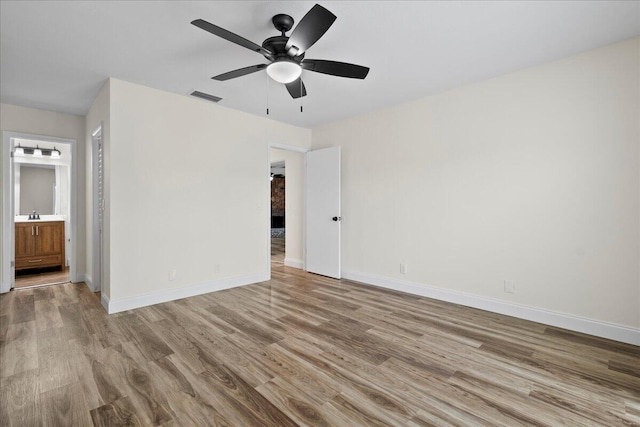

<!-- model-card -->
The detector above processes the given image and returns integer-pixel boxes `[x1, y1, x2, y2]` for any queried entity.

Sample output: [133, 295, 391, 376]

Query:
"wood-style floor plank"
[0, 270, 638, 426]
[90, 396, 144, 427]
[1, 320, 38, 378]
[40, 382, 93, 426]
[36, 326, 77, 393]
[34, 299, 63, 331]
[0, 369, 41, 427]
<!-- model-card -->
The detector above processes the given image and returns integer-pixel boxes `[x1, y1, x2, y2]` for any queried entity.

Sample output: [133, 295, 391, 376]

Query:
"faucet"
[29, 210, 40, 220]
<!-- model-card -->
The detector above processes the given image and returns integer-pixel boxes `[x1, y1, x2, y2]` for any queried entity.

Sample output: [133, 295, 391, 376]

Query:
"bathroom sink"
[15, 215, 66, 223]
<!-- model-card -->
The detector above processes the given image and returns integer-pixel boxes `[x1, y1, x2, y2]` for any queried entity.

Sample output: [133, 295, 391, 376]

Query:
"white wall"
[0, 103, 86, 281]
[104, 79, 310, 309]
[85, 80, 110, 295]
[312, 38, 640, 335]
[271, 148, 305, 268]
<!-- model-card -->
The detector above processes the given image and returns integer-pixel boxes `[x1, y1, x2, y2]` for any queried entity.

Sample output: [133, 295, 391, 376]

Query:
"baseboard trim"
[104, 272, 269, 314]
[342, 270, 640, 346]
[284, 258, 304, 269]
[101, 292, 110, 312]
[82, 275, 93, 290]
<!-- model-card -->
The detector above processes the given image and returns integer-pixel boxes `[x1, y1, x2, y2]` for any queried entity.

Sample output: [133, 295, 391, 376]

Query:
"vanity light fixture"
[270, 173, 274, 181]
[12, 144, 62, 158]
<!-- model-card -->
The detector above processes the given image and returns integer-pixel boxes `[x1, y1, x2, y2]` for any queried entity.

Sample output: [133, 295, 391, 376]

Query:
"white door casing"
[1, 131, 77, 293]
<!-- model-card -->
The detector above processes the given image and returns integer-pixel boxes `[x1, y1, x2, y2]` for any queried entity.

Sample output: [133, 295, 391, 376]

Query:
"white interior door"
[305, 146, 341, 278]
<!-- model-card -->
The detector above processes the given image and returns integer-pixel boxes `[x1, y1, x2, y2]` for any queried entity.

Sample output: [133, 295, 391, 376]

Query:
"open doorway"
[269, 147, 305, 275]
[270, 160, 286, 266]
[1, 132, 77, 292]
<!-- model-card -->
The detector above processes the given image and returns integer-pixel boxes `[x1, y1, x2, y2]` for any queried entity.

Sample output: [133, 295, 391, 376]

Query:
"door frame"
[267, 143, 309, 279]
[91, 124, 104, 292]
[1, 131, 78, 293]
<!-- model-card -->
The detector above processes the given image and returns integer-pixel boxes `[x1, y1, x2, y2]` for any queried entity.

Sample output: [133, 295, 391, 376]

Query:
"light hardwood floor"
[14, 267, 70, 289]
[272, 236, 285, 265]
[1, 266, 639, 426]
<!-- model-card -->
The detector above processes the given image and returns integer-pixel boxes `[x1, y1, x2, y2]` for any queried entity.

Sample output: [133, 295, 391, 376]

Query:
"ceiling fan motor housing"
[262, 35, 304, 62]
[272, 14, 294, 34]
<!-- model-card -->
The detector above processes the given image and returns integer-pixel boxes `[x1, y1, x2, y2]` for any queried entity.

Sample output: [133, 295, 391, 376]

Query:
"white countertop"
[15, 215, 66, 223]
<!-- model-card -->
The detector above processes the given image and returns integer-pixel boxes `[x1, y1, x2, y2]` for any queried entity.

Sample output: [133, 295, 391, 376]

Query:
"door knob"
[332, 216, 342, 222]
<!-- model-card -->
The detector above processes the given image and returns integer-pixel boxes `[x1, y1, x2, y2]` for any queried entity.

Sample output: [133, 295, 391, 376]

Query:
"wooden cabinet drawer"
[15, 255, 62, 269]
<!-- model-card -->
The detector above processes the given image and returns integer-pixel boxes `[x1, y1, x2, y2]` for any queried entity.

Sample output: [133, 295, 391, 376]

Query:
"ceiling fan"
[191, 4, 370, 99]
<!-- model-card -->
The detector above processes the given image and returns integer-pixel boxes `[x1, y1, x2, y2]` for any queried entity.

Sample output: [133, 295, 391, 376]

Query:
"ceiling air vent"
[190, 90, 222, 103]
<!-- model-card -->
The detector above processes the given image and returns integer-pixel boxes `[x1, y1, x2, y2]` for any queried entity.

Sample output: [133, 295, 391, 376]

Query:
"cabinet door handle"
[36, 226, 39, 236]
[31, 226, 34, 236]
[28, 259, 43, 263]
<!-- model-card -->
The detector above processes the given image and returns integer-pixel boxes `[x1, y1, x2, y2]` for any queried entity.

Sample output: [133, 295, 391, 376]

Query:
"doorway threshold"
[12, 280, 70, 291]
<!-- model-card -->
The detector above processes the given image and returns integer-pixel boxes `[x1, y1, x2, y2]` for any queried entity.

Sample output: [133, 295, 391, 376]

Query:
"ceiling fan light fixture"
[193, 4, 368, 99]
[266, 60, 302, 84]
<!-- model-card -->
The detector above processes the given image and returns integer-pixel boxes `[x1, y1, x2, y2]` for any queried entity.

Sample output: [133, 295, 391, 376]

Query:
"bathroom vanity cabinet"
[15, 221, 65, 271]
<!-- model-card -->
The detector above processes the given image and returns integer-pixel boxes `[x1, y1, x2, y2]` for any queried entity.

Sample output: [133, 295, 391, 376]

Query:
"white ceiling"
[1, 1, 638, 128]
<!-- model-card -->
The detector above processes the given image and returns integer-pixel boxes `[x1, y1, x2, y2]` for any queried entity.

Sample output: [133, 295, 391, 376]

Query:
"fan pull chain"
[266, 73, 270, 115]
[300, 78, 303, 113]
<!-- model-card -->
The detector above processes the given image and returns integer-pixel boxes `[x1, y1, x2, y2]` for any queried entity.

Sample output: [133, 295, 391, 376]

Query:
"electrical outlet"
[400, 263, 408, 274]
[504, 280, 515, 294]
[169, 269, 177, 281]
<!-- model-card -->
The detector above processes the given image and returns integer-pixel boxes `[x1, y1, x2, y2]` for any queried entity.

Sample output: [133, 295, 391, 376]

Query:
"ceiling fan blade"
[302, 59, 370, 79]
[212, 64, 267, 81]
[192, 19, 273, 57]
[285, 4, 336, 56]
[285, 78, 307, 99]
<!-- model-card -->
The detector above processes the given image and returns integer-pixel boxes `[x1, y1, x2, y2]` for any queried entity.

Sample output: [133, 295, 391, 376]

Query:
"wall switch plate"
[214, 264, 220, 273]
[504, 280, 515, 294]
[169, 269, 177, 281]
[400, 263, 408, 274]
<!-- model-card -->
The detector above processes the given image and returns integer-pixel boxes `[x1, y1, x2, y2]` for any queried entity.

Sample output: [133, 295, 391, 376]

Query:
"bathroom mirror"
[15, 164, 56, 215]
